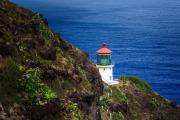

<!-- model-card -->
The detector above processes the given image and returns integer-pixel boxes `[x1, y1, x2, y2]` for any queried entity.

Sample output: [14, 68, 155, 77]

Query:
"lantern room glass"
[97, 54, 111, 65]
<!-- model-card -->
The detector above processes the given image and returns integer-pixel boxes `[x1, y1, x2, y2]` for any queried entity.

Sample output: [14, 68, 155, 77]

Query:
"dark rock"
[170, 101, 178, 108]
[0, 55, 2, 62]
[95, 107, 101, 120]
[82, 94, 95, 106]
[43, 18, 48, 26]
[78, 102, 89, 114]
[39, 48, 56, 61]
[25, 39, 36, 49]
[0, 40, 15, 57]
[69, 92, 82, 101]
[43, 70, 56, 81]
[27, 100, 61, 120]
[109, 102, 128, 114]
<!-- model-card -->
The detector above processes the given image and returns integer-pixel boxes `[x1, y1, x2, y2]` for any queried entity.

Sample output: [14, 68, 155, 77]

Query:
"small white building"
[96, 42, 119, 85]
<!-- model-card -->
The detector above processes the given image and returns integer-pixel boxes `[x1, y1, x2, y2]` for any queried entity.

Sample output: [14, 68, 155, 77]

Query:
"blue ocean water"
[11, 0, 180, 104]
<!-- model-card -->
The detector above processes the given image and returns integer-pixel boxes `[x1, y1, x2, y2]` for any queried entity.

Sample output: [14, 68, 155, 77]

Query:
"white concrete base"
[103, 79, 119, 85]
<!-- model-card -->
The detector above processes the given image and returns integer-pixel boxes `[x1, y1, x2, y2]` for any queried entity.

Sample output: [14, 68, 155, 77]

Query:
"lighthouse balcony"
[96, 64, 114, 68]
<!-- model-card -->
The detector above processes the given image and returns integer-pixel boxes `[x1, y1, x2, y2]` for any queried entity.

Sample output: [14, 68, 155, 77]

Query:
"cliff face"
[0, 0, 103, 119]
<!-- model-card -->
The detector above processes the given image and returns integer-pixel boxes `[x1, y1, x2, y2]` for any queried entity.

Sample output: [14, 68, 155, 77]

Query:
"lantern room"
[96, 42, 112, 65]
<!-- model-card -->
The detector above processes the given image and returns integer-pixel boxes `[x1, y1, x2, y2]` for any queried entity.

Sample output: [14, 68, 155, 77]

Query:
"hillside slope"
[100, 76, 180, 120]
[0, 0, 103, 119]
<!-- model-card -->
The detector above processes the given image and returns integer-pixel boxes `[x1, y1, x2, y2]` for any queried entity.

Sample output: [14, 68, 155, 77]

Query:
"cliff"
[0, 0, 180, 120]
[0, 0, 103, 119]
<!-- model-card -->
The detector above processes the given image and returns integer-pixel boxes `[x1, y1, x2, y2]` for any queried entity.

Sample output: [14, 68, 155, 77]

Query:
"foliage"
[149, 98, 160, 110]
[60, 100, 82, 120]
[77, 65, 86, 78]
[16, 40, 27, 51]
[18, 68, 57, 105]
[100, 95, 110, 112]
[32, 12, 43, 20]
[120, 76, 153, 94]
[111, 87, 128, 103]
[39, 21, 52, 46]
[32, 12, 53, 46]
[112, 112, 125, 120]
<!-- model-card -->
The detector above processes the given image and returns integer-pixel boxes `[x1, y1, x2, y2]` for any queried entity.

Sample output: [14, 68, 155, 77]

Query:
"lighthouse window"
[97, 54, 111, 65]
[104, 68, 105, 71]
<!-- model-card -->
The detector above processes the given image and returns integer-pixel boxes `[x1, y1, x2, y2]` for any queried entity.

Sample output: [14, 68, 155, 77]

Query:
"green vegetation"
[120, 76, 153, 94]
[32, 12, 43, 20]
[66, 101, 82, 120]
[39, 23, 52, 41]
[100, 95, 110, 112]
[111, 87, 128, 103]
[100, 85, 128, 120]
[112, 112, 125, 120]
[18, 68, 57, 105]
[32, 12, 53, 46]
[149, 97, 160, 110]
[59, 100, 82, 120]
[63, 79, 76, 94]
[56, 47, 63, 57]
[77, 65, 86, 79]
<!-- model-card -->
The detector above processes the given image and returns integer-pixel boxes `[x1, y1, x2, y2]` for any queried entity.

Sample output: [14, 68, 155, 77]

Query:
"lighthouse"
[96, 42, 119, 85]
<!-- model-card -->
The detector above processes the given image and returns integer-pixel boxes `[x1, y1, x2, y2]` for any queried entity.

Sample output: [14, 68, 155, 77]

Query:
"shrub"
[100, 95, 110, 112]
[65, 100, 82, 120]
[112, 112, 125, 120]
[111, 87, 128, 103]
[18, 68, 57, 105]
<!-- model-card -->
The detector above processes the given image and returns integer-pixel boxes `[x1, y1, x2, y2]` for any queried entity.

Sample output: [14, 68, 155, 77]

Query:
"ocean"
[11, 0, 180, 104]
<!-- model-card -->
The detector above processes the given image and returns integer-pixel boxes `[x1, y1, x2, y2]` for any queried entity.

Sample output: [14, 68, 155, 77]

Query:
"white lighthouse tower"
[96, 42, 119, 85]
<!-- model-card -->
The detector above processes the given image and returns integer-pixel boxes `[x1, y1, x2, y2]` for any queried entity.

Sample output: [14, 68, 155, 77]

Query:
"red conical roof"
[96, 42, 112, 54]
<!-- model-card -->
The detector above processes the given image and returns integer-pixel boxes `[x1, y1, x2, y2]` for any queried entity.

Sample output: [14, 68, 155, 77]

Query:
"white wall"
[96, 65, 114, 82]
